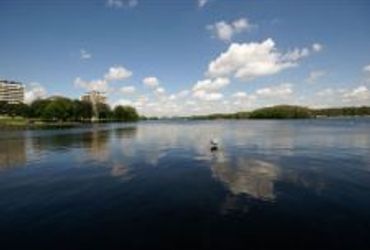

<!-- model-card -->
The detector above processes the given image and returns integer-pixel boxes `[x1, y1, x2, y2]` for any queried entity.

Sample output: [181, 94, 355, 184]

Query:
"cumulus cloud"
[120, 86, 136, 94]
[80, 49, 92, 60]
[168, 90, 190, 101]
[281, 47, 310, 61]
[316, 88, 336, 97]
[177, 90, 190, 98]
[104, 66, 132, 81]
[143, 77, 160, 88]
[315, 85, 369, 106]
[232, 92, 247, 98]
[155, 87, 165, 95]
[191, 77, 228, 103]
[75, 65, 132, 92]
[342, 86, 370, 102]
[363, 64, 370, 73]
[193, 90, 223, 101]
[231, 92, 257, 108]
[107, 0, 138, 9]
[25, 83, 47, 103]
[306, 70, 326, 83]
[113, 98, 134, 107]
[192, 77, 230, 92]
[256, 83, 293, 98]
[74, 78, 109, 92]
[207, 38, 320, 81]
[207, 18, 254, 42]
[312, 43, 323, 52]
[198, 0, 208, 8]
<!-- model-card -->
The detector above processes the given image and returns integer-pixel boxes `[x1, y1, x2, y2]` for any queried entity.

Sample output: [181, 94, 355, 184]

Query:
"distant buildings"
[80, 90, 107, 104]
[0, 80, 24, 104]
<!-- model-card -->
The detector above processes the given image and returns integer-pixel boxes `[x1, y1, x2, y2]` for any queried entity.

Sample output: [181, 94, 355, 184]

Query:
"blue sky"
[1, 0, 370, 116]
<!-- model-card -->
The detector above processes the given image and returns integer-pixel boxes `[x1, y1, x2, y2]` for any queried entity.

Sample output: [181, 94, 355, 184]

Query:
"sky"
[0, 0, 370, 116]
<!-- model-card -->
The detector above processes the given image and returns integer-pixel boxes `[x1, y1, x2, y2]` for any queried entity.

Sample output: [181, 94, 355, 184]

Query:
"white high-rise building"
[0, 80, 25, 104]
[80, 90, 107, 104]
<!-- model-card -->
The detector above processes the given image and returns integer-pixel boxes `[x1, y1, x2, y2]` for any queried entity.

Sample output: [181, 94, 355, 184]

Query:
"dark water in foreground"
[1, 119, 370, 250]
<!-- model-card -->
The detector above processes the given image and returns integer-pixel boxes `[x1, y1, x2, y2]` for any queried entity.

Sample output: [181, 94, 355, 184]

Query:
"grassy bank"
[0, 116, 84, 129]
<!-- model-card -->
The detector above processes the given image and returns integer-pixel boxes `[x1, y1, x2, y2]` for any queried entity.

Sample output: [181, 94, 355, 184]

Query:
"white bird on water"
[210, 138, 219, 151]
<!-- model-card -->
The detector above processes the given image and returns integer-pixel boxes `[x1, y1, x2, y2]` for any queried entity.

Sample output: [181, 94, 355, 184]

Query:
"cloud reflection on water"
[210, 153, 280, 201]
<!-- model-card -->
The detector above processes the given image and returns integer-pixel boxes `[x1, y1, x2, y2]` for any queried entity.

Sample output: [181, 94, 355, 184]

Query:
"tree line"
[190, 105, 370, 120]
[0, 97, 139, 122]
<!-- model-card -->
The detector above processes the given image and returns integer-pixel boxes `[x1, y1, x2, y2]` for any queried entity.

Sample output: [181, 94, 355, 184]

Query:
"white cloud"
[74, 77, 109, 92]
[155, 87, 165, 95]
[107, 0, 138, 9]
[25, 83, 47, 103]
[113, 98, 134, 107]
[104, 66, 132, 81]
[363, 64, 370, 73]
[143, 77, 160, 88]
[314, 85, 369, 106]
[208, 22, 233, 42]
[168, 90, 190, 101]
[207, 18, 254, 42]
[207, 39, 319, 81]
[281, 47, 310, 61]
[193, 90, 223, 101]
[198, 0, 208, 8]
[177, 90, 190, 98]
[232, 92, 247, 98]
[256, 83, 293, 98]
[80, 49, 92, 60]
[316, 88, 335, 97]
[342, 86, 370, 102]
[312, 43, 323, 52]
[192, 77, 230, 92]
[120, 86, 136, 94]
[75, 66, 132, 93]
[232, 93, 257, 107]
[306, 70, 326, 83]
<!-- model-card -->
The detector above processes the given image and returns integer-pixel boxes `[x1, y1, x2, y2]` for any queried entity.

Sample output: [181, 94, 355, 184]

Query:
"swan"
[210, 138, 219, 151]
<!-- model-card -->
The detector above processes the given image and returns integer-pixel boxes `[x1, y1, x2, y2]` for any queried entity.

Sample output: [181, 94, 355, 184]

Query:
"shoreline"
[1, 116, 370, 130]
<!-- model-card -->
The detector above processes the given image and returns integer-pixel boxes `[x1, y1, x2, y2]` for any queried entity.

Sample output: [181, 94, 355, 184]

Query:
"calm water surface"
[1, 119, 370, 249]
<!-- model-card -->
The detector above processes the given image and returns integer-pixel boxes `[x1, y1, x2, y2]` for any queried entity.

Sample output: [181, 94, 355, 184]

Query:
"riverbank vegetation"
[0, 97, 139, 127]
[190, 105, 370, 120]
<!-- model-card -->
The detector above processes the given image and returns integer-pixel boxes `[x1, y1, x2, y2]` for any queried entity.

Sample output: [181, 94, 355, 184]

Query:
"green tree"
[113, 105, 139, 121]
[13, 103, 30, 117]
[96, 103, 112, 120]
[0, 101, 7, 115]
[249, 105, 312, 119]
[30, 99, 51, 118]
[0, 103, 30, 118]
[41, 98, 74, 121]
[72, 100, 93, 121]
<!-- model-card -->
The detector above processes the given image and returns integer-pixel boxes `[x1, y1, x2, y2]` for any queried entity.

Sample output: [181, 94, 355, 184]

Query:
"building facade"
[80, 91, 107, 104]
[0, 80, 25, 104]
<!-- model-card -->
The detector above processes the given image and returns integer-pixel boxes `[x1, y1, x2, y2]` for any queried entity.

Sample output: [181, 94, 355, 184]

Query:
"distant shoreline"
[2, 114, 370, 131]
[185, 105, 370, 120]
[1, 105, 370, 129]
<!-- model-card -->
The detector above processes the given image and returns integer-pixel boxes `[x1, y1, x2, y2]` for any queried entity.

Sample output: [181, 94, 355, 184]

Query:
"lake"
[1, 119, 370, 249]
